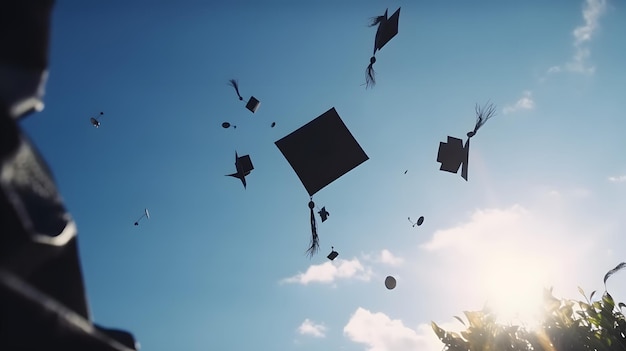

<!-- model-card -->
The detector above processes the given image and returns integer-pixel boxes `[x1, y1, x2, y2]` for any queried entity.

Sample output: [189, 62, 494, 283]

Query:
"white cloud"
[543, 186, 592, 199]
[281, 258, 373, 285]
[379, 249, 404, 266]
[344, 308, 443, 351]
[361, 249, 404, 266]
[420, 205, 531, 252]
[573, 0, 607, 46]
[548, 0, 607, 75]
[547, 66, 562, 74]
[548, 189, 561, 197]
[378, 249, 405, 267]
[609, 175, 626, 183]
[503, 91, 535, 115]
[297, 319, 327, 338]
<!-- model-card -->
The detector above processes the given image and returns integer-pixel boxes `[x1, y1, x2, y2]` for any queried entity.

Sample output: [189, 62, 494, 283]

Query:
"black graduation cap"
[134, 208, 150, 226]
[228, 79, 260, 113]
[437, 102, 497, 181]
[226, 151, 254, 188]
[437, 136, 469, 180]
[408, 216, 424, 227]
[275, 107, 369, 257]
[385, 275, 397, 290]
[90, 112, 104, 128]
[318, 207, 329, 222]
[327, 247, 339, 261]
[365, 7, 400, 88]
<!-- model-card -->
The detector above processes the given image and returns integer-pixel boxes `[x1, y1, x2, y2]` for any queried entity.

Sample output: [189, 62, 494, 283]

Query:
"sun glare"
[481, 255, 550, 329]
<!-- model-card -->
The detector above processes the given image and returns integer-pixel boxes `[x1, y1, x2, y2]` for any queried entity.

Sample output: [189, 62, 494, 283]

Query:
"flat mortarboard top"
[436, 102, 497, 181]
[228, 79, 260, 113]
[226, 151, 254, 188]
[437, 136, 469, 181]
[275, 107, 369, 257]
[275, 107, 369, 197]
[327, 247, 339, 261]
[375, 8, 400, 53]
[366, 7, 400, 88]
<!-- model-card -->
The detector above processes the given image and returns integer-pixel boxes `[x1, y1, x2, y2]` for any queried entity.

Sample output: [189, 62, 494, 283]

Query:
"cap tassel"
[228, 79, 244, 101]
[368, 14, 387, 27]
[307, 199, 319, 258]
[365, 56, 376, 88]
[467, 101, 496, 138]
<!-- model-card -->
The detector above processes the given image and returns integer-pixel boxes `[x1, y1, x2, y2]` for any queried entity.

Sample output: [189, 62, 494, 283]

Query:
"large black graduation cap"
[226, 152, 254, 188]
[275, 107, 369, 257]
[365, 7, 400, 88]
[276, 108, 369, 197]
[437, 102, 496, 181]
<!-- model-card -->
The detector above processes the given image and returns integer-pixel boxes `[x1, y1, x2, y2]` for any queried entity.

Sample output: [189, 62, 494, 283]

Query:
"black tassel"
[228, 79, 244, 101]
[368, 14, 387, 27]
[306, 200, 319, 258]
[468, 101, 497, 138]
[364, 10, 387, 89]
[365, 56, 376, 88]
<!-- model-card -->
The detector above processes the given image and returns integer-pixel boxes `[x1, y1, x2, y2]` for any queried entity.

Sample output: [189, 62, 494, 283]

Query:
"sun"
[480, 255, 550, 329]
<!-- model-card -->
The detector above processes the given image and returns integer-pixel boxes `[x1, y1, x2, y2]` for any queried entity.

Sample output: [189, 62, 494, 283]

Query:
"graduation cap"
[226, 151, 254, 188]
[365, 7, 400, 88]
[134, 208, 150, 226]
[275, 107, 369, 257]
[437, 136, 469, 180]
[318, 207, 329, 222]
[408, 216, 424, 227]
[437, 102, 497, 181]
[327, 247, 339, 261]
[228, 79, 260, 113]
[89, 112, 104, 128]
[385, 275, 397, 290]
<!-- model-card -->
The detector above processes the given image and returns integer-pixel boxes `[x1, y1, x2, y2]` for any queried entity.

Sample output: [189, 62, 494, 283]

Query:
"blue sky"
[20, 0, 626, 350]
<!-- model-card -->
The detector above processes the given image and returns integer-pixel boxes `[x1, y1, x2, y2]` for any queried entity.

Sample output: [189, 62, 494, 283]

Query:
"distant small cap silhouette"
[228, 79, 260, 113]
[384, 276, 396, 290]
[327, 247, 339, 261]
[417, 216, 424, 226]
